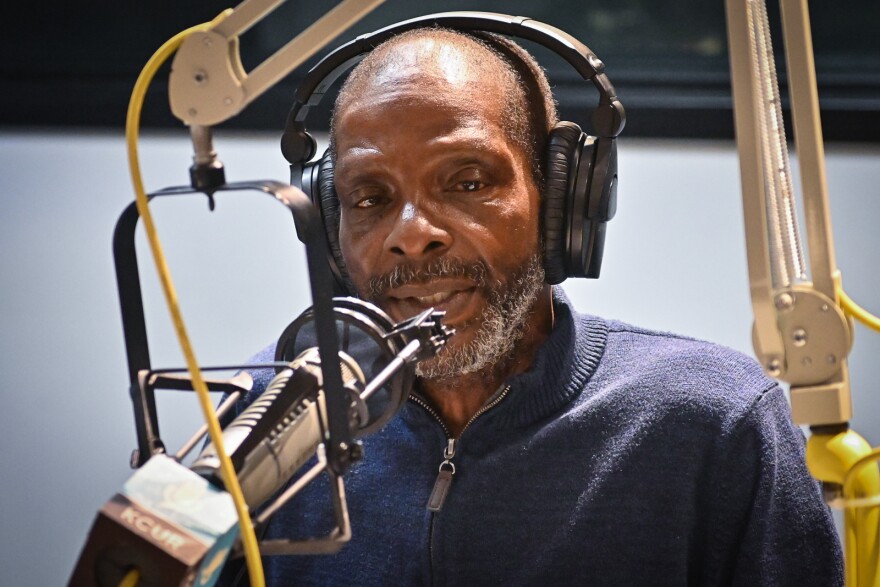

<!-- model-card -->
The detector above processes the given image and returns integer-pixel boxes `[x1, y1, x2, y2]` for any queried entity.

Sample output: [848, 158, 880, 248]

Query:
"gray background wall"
[1, 129, 877, 584]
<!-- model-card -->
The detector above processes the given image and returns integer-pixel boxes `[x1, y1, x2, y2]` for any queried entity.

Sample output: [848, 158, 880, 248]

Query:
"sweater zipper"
[409, 384, 513, 513]
[409, 385, 512, 585]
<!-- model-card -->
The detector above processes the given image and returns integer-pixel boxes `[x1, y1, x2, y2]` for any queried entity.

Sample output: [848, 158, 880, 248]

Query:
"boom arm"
[726, 0, 852, 423]
[168, 0, 384, 127]
[725, 1, 879, 585]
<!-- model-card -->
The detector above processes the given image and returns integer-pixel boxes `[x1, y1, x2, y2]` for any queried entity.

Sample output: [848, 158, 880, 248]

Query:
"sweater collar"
[488, 287, 608, 428]
[402, 288, 608, 432]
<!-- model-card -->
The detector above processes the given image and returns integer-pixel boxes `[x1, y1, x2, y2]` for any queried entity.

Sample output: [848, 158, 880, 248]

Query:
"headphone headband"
[283, 12, 625, 289]
[280, 11, 625, 163]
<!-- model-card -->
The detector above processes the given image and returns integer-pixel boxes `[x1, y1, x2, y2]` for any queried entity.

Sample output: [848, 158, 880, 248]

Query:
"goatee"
[363, 254, 546, 380]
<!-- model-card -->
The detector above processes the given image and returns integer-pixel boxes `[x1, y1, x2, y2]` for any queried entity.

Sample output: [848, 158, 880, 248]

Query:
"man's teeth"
[414, 291, 454, 305]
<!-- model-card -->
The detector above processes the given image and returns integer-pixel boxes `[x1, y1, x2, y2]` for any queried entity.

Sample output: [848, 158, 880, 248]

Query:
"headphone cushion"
[316, 150, 356, 294]
[542, 121, 584, 285]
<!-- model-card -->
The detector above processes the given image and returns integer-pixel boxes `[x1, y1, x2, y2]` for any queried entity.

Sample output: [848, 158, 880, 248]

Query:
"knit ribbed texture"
[492, 288, 608, 428]
[219, 291, 843, 586]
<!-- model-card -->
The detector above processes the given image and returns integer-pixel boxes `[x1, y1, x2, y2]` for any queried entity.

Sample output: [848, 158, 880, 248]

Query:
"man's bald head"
[329, 28, 558, 185]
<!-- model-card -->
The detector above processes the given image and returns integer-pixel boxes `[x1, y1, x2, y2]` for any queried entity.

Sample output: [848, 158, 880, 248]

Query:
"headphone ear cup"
[577, 137, 617, 278]
[315, 150, 356, 295]
[542, 121, 584, 285]
[281, 126, 318, 165]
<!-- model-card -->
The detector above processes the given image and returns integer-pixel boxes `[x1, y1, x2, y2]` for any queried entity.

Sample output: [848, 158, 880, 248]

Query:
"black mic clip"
[383, 308, 456, 363]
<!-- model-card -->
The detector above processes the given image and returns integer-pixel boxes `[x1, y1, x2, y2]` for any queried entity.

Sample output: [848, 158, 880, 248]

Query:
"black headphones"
[280, 11, 625, 292]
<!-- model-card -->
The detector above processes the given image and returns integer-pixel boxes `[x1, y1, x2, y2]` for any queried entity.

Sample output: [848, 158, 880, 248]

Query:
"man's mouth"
[412, 291, 456, 305]
[386, 279, 474, 301]
[382, 280, 480, 323]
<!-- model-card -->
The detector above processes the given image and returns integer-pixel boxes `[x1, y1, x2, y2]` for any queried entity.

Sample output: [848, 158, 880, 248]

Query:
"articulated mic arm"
[166, 0, 384, 194]
[168, 0, 384, 127]
[725, 1, 879, 585]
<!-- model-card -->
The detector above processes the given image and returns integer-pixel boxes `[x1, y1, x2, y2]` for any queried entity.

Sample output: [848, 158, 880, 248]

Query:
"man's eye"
[355, 196, 382, 209]
[455, 180, 486, 192]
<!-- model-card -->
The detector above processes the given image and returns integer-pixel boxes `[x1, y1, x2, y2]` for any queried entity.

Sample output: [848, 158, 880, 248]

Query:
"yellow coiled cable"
[124, 11, 265, 587]
[838, 284, 880, 334]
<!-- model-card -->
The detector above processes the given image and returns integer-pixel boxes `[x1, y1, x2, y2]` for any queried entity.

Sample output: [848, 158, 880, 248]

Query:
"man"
[226, 27, 843, 585]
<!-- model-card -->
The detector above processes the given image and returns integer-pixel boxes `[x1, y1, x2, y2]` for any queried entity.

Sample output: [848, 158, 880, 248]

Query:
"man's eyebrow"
[339, 146, 381, 159]
[338, 139, 508, 165]
[428, 133, 503, 152]
[334, 149, 385, 177]
[333, 165, 386, 188]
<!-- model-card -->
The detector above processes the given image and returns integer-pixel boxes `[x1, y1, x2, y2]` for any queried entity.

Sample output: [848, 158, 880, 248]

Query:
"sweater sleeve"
[705, 385, 844, 586]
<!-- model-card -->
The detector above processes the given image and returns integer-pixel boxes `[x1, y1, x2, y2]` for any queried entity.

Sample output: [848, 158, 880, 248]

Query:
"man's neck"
[416, 286, 554, 437]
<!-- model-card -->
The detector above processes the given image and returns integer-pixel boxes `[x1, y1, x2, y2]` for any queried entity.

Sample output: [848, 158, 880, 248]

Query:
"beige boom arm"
[726, 2, 879, 585]
[168, 0, 384, 127]
[725, 0, 852, 426]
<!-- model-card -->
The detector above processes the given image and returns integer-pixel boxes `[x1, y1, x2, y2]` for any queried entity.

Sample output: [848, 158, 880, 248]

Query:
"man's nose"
[384, 202, 452, 258]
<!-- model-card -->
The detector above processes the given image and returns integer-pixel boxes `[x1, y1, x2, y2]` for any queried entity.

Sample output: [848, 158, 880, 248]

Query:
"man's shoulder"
[604, 318, 767, 379]
[239, 343, 279, 402]
[577, 314, 783, 427]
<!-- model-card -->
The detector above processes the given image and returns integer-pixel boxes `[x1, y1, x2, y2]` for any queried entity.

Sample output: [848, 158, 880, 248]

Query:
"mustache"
[364, 257, 488, 299]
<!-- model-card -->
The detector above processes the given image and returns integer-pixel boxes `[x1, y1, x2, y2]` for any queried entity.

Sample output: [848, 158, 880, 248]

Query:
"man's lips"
[382, 279, 479, 321]
[385, 279, 476, 302]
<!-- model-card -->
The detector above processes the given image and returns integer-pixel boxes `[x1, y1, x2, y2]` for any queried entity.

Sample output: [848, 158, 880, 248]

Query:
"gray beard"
[414, 254, 545, 381]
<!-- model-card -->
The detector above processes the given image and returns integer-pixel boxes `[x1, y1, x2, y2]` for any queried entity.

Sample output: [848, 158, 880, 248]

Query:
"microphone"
[69, 299, 453, 585]
[190, 347, 367, 509]
[68, 351, 369, 587]
[68, 351, 363, 587]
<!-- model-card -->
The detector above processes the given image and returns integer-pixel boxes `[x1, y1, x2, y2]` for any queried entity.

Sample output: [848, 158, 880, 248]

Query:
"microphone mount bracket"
[113, 180, 353, 472]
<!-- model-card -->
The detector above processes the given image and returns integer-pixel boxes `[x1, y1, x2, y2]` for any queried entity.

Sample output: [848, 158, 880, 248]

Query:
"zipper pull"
[427, 439, 456, 512]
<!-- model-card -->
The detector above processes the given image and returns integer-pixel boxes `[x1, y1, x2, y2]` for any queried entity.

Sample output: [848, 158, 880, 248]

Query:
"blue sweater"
[224, 292, 843, 586]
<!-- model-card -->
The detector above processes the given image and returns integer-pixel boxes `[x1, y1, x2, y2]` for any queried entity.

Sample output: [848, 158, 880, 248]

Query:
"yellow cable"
[125, 12, 265, 587]
[842, 448, 880, 587]
[844, 448, 880, 494]
[118, 568, 140, 587]
[837, 283, 880, 334]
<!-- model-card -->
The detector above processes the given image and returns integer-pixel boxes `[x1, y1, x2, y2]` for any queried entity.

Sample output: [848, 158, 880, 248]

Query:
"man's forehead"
[331, 31, 520, 161]
[367, 37, 483, 89]
[334, 82, 505, 149]
[331, 80, 517, 178]
[339, 34, 509, 111]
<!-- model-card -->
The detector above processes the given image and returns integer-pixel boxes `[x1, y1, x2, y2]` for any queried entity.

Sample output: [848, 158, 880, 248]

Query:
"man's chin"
[413, 329, 483, 380]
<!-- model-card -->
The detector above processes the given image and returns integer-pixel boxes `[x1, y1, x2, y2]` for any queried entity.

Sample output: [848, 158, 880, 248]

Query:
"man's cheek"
[339, 237, 366, 288]
[347, 269, 371, 299]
